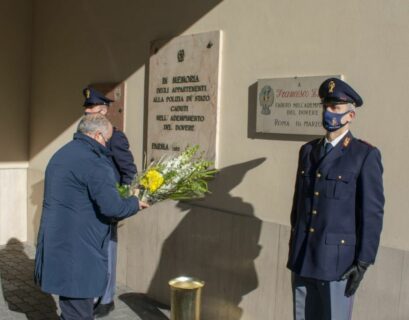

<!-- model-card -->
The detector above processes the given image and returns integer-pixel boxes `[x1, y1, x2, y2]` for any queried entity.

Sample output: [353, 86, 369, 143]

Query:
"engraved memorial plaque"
[147, 31, 221, 162]
[256, 75, 341, 135]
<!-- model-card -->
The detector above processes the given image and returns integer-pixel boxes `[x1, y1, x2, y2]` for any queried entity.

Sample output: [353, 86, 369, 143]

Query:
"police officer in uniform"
[287, 78, 385, 320]
[83, 86, 138, 318]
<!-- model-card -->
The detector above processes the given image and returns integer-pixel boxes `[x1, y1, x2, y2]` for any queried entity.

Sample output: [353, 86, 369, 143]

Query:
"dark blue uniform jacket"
[287, 132, 384, 281]
[34, 132, 139, 298]
[107, 128, 137, 185]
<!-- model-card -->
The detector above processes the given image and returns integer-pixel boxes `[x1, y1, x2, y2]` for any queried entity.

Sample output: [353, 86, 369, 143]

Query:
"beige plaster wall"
[182, 0, 408, 251]
[26, 0, 409, 318]
[28, 0, 409, 248]
[27, 0, 224, 242]
[0, 0, 32, 162]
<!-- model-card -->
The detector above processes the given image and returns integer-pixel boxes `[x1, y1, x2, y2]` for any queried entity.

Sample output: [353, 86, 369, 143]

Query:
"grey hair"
[348, 103, 356, 111]
[77, 114, 111, 137]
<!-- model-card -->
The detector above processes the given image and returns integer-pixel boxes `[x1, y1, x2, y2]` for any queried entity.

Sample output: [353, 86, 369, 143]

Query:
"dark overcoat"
[34, 132, 139, 298]
[287, 131, 384, 281]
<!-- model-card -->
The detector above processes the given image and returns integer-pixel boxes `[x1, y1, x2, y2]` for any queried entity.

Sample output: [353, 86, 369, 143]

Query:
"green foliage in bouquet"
[116, 183, 132, 199]
[117, 145, 217, 204]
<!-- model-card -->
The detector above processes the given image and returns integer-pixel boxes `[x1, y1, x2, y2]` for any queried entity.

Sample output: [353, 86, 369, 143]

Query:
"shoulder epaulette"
[358, 139, 374, 148]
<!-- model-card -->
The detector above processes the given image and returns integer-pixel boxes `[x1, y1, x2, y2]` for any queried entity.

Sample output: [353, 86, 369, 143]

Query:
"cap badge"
[328, 80, 336, 93]
[85, 89, 90, 99]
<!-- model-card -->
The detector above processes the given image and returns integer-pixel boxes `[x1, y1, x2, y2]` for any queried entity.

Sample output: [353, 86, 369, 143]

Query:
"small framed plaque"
[256, 75, 341, 135]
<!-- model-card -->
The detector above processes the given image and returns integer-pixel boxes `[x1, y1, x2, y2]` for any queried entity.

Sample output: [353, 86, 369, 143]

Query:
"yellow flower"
[140, 169, 164, 193]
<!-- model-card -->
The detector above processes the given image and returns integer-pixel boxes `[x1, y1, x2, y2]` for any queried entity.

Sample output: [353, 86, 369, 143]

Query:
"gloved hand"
[341, 260, 370, 297]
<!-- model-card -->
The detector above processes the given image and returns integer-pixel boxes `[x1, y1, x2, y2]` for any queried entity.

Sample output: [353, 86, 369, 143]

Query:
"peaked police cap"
[83, 87, 113, 107]
[319, 78, 363, 107]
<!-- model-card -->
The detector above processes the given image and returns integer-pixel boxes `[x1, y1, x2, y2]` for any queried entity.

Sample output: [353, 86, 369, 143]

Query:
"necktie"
[324, 143, 333, 154]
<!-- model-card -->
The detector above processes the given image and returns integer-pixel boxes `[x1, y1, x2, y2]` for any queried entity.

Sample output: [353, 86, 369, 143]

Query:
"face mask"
[84, 111, 102, 115]
[322, 110, 351, 132]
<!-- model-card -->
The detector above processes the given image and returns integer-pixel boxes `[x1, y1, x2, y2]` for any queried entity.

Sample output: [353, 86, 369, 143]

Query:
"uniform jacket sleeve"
[356, 147, 385, 264]
[110, 130, 137, 185]
[87, 164, 139, 219]
[290, 146, 304, 231]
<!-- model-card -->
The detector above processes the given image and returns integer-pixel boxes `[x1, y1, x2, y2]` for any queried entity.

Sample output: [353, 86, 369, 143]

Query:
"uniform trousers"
[292, 273, 354, 320]
[100, 223, 118, 304]
[59, 296, 94, 320]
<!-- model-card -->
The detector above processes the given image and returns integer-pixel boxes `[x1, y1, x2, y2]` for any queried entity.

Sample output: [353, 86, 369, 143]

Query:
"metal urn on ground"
[169, 276, 205, 320]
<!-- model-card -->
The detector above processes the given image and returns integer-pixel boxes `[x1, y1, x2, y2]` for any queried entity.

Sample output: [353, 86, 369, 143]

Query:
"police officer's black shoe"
[94, 301, 115, 318]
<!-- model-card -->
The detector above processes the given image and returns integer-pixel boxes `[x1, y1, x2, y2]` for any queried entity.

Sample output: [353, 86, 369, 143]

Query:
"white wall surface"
[0, 166, 28, 244]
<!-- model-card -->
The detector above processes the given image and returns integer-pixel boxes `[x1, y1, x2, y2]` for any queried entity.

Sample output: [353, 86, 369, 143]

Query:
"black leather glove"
[341, 260, 370, 297]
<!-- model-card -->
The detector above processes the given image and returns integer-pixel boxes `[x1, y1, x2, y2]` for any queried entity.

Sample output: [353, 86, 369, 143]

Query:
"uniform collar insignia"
[343, 136, 351, 148]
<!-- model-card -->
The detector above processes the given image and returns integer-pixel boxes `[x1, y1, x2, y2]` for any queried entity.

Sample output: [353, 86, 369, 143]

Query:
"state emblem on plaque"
[177, 49, 185, 62]
[259, 85, 274, 115]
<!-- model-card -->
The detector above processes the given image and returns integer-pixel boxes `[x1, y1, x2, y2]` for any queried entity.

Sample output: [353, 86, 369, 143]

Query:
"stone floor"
[0, 240, 170, 320]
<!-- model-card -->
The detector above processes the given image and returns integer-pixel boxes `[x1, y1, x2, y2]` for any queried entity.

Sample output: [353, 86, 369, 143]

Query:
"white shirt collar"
[325, 129, 349, 147]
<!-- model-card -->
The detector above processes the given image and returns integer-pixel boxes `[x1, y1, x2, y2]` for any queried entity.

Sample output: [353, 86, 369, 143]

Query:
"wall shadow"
[0, 1, 32, 162]
[119, 293, 170, 319]
[29, 0, 224, 158]
[0, 238, 58, 319]
[144, 158, 265, 319]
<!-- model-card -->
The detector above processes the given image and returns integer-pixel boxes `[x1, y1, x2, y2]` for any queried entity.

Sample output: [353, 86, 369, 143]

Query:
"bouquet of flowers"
[117, 145, 217, 204]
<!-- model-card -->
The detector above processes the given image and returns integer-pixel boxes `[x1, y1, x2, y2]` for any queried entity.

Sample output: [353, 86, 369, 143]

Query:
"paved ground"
[0, 240, 170, 320]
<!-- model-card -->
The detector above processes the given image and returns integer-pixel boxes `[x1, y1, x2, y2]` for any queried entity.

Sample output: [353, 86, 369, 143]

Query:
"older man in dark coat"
[34, 114, 148, 320]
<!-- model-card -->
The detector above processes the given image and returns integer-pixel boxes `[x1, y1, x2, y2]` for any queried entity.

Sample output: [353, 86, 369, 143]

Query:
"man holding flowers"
[34, 114, 148, 320]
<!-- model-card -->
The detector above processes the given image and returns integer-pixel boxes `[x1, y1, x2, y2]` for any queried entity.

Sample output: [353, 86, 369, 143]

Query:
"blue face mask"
[322, 110, 351, 132]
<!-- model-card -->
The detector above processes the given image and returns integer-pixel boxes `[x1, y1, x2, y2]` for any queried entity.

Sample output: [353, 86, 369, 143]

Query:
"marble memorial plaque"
[147, 31, 221, 162]
[256, 75, 341, 135]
